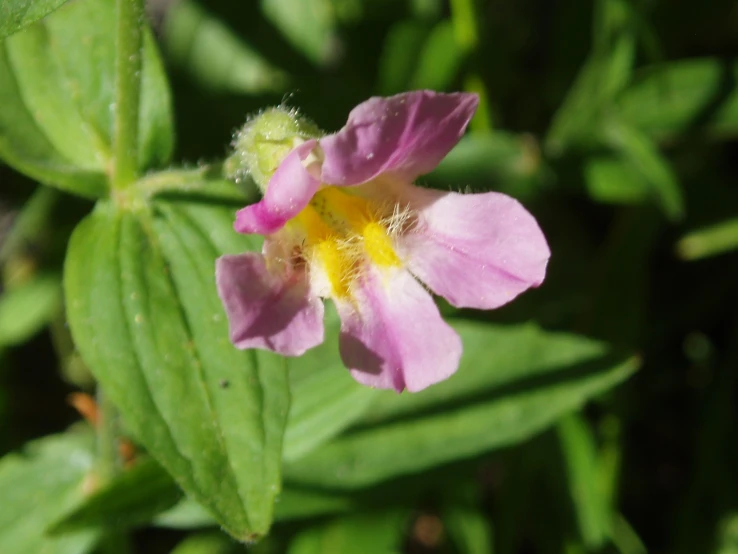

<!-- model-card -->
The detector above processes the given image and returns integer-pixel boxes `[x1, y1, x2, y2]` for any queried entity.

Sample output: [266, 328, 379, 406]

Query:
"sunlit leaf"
[284, 322, 638, 488]
[284, 305, 375, 462]
[0, 0, 173, 197]
[64, 187, 290, 540]
[0, 0, 68, 38]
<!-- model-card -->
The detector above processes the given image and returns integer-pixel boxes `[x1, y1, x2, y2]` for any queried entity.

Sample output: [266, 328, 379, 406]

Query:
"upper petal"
[319, 91, 478, 186]
[335, 268, 462, 393]
[234, 139, 319, 235]
[216, 250, 324, 356]
[396, 186, 550, 310]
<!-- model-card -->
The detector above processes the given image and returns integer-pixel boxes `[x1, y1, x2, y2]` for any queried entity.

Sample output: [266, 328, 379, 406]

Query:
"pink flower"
[216, 91, 550, 392]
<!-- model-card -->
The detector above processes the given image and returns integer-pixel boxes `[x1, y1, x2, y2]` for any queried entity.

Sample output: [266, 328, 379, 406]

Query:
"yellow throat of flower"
[293, 186, 403, 298]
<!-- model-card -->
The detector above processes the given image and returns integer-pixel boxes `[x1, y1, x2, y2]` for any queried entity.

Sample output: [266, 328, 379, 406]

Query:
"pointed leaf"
[64, 197, 289, 540]
[284, 322, 638, 488]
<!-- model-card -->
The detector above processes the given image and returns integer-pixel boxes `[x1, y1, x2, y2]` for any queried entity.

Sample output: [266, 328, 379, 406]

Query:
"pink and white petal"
[234, 139, 319, 235]
[397, 186, 550, 310]
[215, 252, 324, 356]
[335, 268, 462, 393]
[319, 91, 478, 186]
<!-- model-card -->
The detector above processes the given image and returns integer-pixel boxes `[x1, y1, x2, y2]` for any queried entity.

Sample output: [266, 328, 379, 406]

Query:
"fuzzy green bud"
[225, 107, 322, 192]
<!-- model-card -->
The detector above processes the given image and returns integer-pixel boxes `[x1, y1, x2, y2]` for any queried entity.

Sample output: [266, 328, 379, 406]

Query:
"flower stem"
[112, 0, 144, 190]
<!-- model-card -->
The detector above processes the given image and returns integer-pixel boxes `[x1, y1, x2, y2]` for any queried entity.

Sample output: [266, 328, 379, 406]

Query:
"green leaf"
[427, 133, 546, 199]
[287, 510, 409, 554]
[677, 218, 738, 260]
[378, 18, 465, 95]
[0, 0, 173, 197]
[157, 486, 353, 529]
[0, 0, 68, 39]
[602, 118, 684, 221]
[154, 497, 217, 530]
[48, 458, 183, 534]
[377, 20, 431, 95]
[162, 0, 288, 94]
[0, 430, 100, 554]
[0, 272, 61, 347]
[584, 156, 650, 205]
[444, 506, 494, 554]
[556, 414, 609, 549]
[284, 305, 376, 462]
[170, 532, 242, 554]
[546, 0, 636, 154]
[64, 195, 290, 540]
[284, 322, 638, 489]
[261, 0, 335, 65]
[410, 20, 464, 91]
[0, 185, 59, 264]
[619, 59, 738, 140]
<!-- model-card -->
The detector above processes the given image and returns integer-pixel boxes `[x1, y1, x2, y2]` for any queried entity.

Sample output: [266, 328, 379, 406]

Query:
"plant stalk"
[112, 0, 144, 190]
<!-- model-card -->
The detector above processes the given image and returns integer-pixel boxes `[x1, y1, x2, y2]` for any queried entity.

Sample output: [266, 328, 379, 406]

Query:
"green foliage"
[619, 59, 738, 139]
[0, 0, 172, 198]
[287, 509, 409, 554]
[284, 324, 636, 489]
[48, 458, 183, 534]
[0, 0, 69, 38]
[1, 0, 737, 552]
[64, 194, 289, 540]
[0, 430, 100, 554]
[162, 0, 288, 95]
[0, 272, 60, 348]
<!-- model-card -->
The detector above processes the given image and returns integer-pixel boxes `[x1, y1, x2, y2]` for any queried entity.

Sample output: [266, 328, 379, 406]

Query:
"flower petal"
[335, 268, 462, 393]
[320, 91, 478, 186]
[234, 139, 319, 235]
[216, 251, 324, 356]
[397, 186, 550, 309]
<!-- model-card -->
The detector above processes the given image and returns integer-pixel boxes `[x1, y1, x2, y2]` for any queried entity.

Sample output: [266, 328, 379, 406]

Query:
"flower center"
[293, 186, 401, 298]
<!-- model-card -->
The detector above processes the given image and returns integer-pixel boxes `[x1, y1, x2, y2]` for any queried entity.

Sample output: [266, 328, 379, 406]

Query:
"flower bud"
[225, 107, 322, 192]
